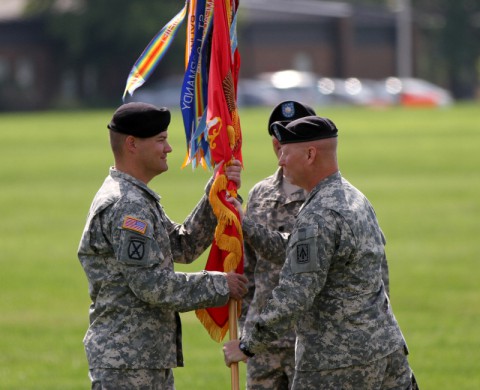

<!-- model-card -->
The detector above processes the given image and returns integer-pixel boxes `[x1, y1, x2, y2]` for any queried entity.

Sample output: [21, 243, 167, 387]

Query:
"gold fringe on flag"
[195, 158, 243, 342]
[208, 171, 243, 272]
[195, 300, 241, 342]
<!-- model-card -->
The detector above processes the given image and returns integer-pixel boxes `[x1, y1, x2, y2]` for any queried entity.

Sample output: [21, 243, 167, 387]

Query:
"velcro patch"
[128, 238, 145, 260]
[122, 216, 147, 234]
[289, 225, 320, 274]
[296, 244, 310, 264]
[118, 231, 152, 266]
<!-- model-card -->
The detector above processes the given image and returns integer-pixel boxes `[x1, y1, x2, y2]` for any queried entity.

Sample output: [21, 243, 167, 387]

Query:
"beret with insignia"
[108, 102, 171, 138]
[271, 115, 338, 144]
[267, 101, 316, 135]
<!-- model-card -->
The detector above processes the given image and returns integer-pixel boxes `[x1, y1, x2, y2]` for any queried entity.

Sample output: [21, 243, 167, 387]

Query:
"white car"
[383, 77, 453, 107]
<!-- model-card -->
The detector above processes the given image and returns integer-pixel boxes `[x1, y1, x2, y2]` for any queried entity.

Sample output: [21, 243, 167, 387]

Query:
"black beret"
[107, 102, 171, 138]
[271, 116, 338, 144]
[267, 101, 316, 135]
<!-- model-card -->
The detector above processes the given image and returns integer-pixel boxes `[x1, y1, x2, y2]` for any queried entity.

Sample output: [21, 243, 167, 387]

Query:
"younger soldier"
[78, 102, 247, 389]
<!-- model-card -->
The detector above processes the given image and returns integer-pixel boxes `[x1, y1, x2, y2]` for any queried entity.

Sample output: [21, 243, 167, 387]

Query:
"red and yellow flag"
[195, 0, 243, 342]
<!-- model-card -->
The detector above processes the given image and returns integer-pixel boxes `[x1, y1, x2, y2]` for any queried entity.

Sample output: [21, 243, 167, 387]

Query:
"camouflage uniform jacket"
[78, 168, 230, 369]
[242, 172, 405, 370]
[240, 168, 306, 348]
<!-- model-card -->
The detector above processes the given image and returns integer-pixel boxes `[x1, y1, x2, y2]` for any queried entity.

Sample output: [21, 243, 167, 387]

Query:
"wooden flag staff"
[229, 299, 240, 390]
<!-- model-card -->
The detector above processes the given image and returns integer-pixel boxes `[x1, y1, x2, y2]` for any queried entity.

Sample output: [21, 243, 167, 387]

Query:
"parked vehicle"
[382, 77, 453, 107]
[317, 76, 453, 107]
[317, 77, 389, 106]
[237, 78, 281, 107]
[256, 70, 323, 107]
[126, 72, 453, 109]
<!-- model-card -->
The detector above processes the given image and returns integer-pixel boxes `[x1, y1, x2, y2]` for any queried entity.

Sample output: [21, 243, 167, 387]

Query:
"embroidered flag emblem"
[122, 216, 147, 234]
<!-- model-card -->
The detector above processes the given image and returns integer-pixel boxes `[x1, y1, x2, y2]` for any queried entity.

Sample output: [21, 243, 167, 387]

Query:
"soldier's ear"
[306, 146, 316, 162]
[125, 135, 137, 152]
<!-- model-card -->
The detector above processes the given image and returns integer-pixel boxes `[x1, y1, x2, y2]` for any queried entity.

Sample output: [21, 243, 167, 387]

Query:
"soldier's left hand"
[223, 339, 248, 367]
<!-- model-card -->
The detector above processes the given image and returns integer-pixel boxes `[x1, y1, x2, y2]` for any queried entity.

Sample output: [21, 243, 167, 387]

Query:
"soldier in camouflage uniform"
[225, 116, 418, 389]
[239, 101, 314, 390]
[78, 102, 247, 390]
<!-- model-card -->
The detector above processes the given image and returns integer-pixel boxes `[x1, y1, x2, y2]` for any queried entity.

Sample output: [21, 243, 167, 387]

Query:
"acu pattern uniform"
[227, 116, 416, 388]
[241, 102, 391, 389]
[242, 171, 410, 388]
[241, 168, 306, 388]
[78, 168, 230, 373]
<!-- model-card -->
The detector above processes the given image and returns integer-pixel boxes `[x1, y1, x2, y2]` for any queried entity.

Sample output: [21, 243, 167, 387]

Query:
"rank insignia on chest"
[296, 243, 310, 264]
[122, 216, 147, 234]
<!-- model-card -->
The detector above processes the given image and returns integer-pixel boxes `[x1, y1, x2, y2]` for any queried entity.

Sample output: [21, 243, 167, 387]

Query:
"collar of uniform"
[272, 167, 284, 187]
[109, 167, 161, 202]
[299, 171, 342, 213]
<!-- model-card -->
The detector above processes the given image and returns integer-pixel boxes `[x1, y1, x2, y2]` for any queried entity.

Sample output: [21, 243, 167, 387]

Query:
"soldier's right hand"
[225, 272, 248, 300]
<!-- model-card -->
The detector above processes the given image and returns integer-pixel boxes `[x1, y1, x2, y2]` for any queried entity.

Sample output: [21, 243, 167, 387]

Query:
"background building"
[0, 0, 470, 111]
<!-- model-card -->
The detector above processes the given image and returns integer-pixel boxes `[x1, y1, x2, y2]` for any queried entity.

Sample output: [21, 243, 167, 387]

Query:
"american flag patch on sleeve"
[122, 216, 148, 234]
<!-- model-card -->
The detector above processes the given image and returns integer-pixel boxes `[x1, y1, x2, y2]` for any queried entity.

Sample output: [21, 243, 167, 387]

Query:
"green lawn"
[0, 103, 479, 389]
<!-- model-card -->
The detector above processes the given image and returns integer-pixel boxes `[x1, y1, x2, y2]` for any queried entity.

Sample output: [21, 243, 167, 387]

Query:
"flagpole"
[228, 299, 240, 390]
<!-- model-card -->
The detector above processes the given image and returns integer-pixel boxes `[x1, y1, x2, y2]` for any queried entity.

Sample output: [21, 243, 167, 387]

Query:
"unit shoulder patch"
[118, 231, 152, 266]
[289, 225, 320, 274]
[127, 238, 146, 260]
[296, 243, 310, 264]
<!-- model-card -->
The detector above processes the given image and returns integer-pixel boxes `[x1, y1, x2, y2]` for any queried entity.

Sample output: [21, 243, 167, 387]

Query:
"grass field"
[0, 103, 479, 389]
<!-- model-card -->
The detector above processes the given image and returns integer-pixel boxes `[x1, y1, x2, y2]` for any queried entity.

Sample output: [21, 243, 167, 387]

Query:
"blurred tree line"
[25, 0, 479, 101]
[413, 0, 480, 98]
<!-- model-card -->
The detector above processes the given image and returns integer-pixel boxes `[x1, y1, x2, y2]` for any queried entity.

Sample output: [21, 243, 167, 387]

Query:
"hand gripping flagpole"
[199, 1, 243, 389]
[180, 3, 243, 389]
[228, 7, 241, 389]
